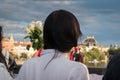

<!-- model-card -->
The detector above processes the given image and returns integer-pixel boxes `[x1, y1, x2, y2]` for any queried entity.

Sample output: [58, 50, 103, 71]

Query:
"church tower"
[9, 34, 14, 42]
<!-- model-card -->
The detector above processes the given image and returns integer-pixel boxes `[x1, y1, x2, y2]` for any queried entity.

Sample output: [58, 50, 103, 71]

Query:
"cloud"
[0, 19, 26, 28]
[0, 0, 120, 45]
[0, 19, 27, 41]
[0, 1, 46, 22]
[80, 0, 120, 13]
[4, 32, 27, 41]
[52, 1, 72, 5]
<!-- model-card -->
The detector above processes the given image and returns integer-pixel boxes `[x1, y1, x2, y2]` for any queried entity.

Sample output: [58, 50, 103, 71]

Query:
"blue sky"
[0, 0, 120, 46]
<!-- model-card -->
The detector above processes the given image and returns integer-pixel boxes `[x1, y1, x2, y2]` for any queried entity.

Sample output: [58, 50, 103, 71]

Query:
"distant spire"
[9, 34, 14, 41]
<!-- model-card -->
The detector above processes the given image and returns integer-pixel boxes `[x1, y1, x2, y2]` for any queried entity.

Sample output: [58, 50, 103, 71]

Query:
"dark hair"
[102, 54, 120, 80]
[0, 26, 3, 57]
[0, 26, 2, 51]
[43, 9, 82, 52]
[0, 26, 7, 67]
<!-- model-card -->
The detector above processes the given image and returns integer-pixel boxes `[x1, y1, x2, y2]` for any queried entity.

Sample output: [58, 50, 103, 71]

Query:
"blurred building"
[2, 34, 36, 57]
[2, 34, 14, 53]
[80, 36, 109, 52]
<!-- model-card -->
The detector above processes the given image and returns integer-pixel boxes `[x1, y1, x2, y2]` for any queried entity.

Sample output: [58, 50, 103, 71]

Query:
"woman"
[16, 9, 90, 80]
[70, 47, 85, 63]
[0, 26, 14, 80]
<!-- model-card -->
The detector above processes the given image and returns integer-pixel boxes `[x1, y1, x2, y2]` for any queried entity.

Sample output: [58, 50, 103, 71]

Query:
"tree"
[20, 53, 28, 60]
[85, 48, 105, 62]
[25, 21, 43, 50]
[108, 47, 120, 55]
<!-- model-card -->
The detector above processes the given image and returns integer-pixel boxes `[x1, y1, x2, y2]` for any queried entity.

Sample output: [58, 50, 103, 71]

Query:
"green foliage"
[108, 48, 120, 55]
[13, 54, 19, 60]
[84, 48, 105, 62]
[20, 53, 28, 59]
[25, 27, 43, 50]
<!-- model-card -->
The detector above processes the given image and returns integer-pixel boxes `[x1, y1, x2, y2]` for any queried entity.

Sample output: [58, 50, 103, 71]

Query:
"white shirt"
[2, 48, 10, 65]
[0, 63, 14, 80]
[16, 49, 90, 80]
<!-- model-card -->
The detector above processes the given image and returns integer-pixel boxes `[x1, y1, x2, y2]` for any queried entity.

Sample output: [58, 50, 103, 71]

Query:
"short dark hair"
[43, 9, 82, 52]
[102, 54, 120, 80]
[0, 26, 2, 51]
[0, 26, 8, 71]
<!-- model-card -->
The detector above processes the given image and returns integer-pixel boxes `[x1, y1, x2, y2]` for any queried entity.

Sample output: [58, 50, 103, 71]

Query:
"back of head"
[102, 54, 120, 80]
[0, 26, 2, 52]
[0, 26, 5, 64]
[43, 9, 82, 52]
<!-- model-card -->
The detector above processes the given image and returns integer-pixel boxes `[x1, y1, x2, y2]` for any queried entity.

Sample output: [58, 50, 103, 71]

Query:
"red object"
[37, 48, 42, 57]
[75, 47, 80, 51]
[70, 50, 75, 60]
[70, 47, 80, 60]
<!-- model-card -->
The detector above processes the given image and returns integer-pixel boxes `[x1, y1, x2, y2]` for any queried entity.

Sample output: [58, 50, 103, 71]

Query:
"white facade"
[14, 44, 37, 57]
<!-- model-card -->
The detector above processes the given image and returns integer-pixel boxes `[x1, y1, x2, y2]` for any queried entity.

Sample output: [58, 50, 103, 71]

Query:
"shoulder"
[0, 63, 14, 80]
[21, 57, 39, 67]
[0, 63, 6, 68]
[67, 61, 90, 80]
[65, 59, 89, 74]
[70, 61, 88, 71]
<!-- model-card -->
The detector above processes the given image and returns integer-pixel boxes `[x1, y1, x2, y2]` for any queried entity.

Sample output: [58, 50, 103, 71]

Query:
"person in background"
[102, 54, 120, 80]
[2, 48, 10, 65]
[0, 26, 14, 80]
[77, 47, 85, 63]
[70, 47, 85, 63]
[2, 31, 18, 79]
[16, 9, 90, 80]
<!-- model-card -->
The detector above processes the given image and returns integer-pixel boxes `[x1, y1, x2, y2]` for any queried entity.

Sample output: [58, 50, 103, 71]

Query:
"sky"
[0, 0, 120, 46]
